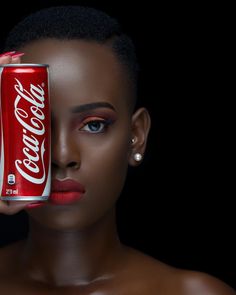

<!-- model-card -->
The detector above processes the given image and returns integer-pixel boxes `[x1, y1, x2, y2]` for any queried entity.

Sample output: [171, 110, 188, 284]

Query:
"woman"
[0, 6, 235, 294]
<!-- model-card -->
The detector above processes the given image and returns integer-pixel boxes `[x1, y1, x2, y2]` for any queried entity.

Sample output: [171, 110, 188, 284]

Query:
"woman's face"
[21, 39, 134, 230]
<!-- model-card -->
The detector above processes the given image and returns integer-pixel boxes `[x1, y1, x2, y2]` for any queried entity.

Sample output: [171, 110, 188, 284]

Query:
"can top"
[0, 63, 49, 67]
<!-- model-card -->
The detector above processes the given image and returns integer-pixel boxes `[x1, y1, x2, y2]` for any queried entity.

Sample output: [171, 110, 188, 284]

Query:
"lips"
[49, 179, 85, 205]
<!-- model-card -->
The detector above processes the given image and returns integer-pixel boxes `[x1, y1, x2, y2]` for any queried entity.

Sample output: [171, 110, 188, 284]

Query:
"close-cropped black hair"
[4, 5, 139, 110]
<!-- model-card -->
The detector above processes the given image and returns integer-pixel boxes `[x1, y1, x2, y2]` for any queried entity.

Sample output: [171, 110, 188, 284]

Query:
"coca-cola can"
[0, 64, 51, 201]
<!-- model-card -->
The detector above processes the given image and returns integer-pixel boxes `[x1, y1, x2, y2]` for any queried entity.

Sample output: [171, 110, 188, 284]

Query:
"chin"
[26, 199, 115, 232]
[26, 205, 91, 231]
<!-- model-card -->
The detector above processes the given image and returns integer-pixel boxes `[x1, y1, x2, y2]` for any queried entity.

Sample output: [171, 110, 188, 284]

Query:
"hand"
[0, 51, 33, 214]
[0, 200, 38, 215]
[0, 51, 24, 64]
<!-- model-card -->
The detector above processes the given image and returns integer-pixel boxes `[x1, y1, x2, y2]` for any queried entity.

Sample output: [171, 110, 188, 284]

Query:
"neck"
[20, 209, 123, 287]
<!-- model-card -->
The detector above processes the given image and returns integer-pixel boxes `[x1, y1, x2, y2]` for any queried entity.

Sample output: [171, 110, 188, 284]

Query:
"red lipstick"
[50, 179, 85, 205]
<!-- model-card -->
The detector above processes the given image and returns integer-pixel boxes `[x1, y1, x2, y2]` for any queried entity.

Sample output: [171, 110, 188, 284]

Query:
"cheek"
[81, 146, 128, 226]
[95, 144, 128, 191]
[81, 132, 130, 203]
[83, 131, 129, 180]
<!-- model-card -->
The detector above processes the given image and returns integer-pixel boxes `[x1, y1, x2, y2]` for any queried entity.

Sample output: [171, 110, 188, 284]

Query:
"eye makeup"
[79, 116, 115, 133]
[71, 109, 117, 134]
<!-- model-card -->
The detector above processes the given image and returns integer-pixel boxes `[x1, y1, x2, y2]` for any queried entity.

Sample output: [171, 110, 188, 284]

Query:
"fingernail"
[11, 52, 25, 58]
[0, 51, 16, 57]
[25, 202, 45, 209]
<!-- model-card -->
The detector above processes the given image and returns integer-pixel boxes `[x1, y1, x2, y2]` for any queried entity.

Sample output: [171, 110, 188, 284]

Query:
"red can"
[0, 64, 51, 201]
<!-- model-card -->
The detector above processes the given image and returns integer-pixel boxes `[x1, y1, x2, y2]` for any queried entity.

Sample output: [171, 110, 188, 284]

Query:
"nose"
[51, 124, 81, 172]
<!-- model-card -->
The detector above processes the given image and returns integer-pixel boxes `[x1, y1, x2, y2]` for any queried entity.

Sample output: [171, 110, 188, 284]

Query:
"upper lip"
[51, 179, 85, 193]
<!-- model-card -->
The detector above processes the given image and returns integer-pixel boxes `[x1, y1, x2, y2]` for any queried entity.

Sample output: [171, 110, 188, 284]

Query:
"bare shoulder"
[120, 246, 175, 294]
[123, 247, 236, 295]
[177, 270, 236, 295]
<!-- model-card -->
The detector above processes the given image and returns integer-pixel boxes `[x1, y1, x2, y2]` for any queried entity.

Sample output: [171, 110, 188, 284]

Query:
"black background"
[0, 0, 235, 290]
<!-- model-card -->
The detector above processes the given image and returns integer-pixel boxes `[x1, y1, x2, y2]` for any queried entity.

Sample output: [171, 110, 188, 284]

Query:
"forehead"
[20, 39, 132, 112]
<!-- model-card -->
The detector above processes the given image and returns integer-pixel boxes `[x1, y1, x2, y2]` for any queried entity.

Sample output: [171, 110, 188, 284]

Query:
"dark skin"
[0, 40, 235, 295]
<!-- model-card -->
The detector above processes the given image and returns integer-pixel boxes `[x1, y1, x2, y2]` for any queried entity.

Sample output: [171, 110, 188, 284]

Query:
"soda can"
[0, 64, 51, 201]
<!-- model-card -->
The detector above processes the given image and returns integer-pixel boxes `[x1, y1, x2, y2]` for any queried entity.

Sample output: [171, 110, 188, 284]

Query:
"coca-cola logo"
[14, 78, 46, 184]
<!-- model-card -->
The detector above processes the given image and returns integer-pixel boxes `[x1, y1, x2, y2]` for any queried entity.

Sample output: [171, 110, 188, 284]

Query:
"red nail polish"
[0, 51, 16, 57]
[11, 52, 25, 58]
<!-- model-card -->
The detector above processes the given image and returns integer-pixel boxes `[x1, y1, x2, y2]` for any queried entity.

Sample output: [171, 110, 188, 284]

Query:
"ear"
[129, 107, 151, 166]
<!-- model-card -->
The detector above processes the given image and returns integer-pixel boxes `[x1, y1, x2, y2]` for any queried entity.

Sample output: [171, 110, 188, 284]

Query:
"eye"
[79, 118, 110, 133]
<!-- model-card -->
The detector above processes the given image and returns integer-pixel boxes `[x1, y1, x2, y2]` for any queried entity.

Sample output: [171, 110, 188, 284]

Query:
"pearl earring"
[134, 153, 142, 162]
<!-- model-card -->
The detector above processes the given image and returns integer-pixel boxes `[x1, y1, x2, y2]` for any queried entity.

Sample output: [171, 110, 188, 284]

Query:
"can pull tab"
[8, 174, 16, 185]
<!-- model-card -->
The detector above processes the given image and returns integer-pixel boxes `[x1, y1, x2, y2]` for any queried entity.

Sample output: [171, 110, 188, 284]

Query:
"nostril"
[67, 162, 79, 168]
[51, 161, 79, 169]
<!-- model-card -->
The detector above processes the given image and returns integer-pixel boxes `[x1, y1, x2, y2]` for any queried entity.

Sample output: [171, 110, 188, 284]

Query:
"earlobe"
[129, 107, 151, 166]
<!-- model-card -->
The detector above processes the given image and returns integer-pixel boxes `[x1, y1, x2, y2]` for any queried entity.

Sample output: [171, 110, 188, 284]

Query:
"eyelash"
[79, 117, 113, 133]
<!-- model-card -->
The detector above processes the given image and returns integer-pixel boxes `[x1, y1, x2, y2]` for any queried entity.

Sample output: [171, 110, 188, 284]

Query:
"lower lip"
[49, 192, 84, 205]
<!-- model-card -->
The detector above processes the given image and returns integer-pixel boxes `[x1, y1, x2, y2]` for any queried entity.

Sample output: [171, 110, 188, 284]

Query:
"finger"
[0, 200, 9, 212]
[11, 52, 24, 64]
[11, 56, 21, 64]
[0, 200, 38, 215]
[0, 55, 12, 64]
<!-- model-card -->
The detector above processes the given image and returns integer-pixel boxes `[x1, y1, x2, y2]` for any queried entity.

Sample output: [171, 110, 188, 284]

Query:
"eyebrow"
[70, 102, 116, 114]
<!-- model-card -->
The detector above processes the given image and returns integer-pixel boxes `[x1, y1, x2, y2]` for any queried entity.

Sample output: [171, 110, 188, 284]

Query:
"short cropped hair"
[4, 6, 139, 110]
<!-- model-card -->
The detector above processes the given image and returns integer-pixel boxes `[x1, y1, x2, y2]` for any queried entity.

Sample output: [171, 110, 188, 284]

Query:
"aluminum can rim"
[0, 63, 49, 67]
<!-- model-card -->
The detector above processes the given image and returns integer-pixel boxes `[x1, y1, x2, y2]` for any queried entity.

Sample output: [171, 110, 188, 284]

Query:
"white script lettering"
[14, 78, 47, 184]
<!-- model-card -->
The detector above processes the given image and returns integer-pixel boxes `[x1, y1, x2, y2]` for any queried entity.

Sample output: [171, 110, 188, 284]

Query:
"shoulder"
[122, 247, 236, 295]
[177, 270, 236, 295]
[119, 247, 173, 294]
